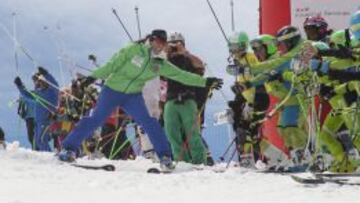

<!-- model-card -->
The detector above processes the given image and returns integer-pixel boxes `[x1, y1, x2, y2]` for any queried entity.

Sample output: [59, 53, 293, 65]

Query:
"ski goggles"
[250, 40, 264, 52]
[276, 31, 300, 43]
[149, 36, 167, 45]
[228, 42, 247, 52]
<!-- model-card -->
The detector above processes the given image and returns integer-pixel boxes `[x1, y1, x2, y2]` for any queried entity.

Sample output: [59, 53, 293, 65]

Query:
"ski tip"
[290, 175, 325, 184]
[103, 164, 116, 171]
[147, 167, 162, 174]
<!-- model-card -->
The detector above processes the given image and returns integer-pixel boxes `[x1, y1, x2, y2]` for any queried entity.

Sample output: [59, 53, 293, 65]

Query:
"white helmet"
[168, 32, 185, 43]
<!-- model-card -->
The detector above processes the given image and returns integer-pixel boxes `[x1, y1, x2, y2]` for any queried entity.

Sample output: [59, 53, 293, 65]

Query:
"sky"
[0, 0, 259, 152]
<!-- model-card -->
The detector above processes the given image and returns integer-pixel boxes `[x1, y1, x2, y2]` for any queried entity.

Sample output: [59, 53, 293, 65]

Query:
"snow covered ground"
[0, 142, 359, 203]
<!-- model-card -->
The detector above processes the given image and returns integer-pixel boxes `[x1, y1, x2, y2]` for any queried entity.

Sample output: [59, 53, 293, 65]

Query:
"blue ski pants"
[62, 86, 172, 158]
[35, 121, 52, 151]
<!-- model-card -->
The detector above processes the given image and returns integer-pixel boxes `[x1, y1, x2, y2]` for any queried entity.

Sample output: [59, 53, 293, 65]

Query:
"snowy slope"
[0, 142, 358, 203]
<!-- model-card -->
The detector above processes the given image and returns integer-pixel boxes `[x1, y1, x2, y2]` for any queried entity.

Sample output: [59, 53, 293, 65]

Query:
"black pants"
[0, 127, 4, 141]
[25, 118, 35, 149]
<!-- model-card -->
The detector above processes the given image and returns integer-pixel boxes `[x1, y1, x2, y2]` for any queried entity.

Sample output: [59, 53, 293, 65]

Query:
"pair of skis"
[68, 163, 167, 174]
[70, 163, 116, 172]
[291, 173, 360, 186]
[68, 163, 173, 174]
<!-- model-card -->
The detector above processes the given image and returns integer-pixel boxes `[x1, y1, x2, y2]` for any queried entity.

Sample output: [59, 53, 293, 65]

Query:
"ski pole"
[36, 75, 81, 102]
[230, 0, 235, 32]
[12, 12, 20, 76]
[204, 63, 229, 102]
[135, 6, 142, 39]
[176, 84, 218, 164]
[206, 0, 229, 44]
[251, 74, 296, 127]
[219, 135, 237, 161]
[0, 21, 39, 66]
[109, 117, 132, 159]
[225, 145, 237, 168]
[24, 89, 57, 115]
[44, 25, 72, 80]
[112, 8, 134, 42]
[59, 56, 93, 72]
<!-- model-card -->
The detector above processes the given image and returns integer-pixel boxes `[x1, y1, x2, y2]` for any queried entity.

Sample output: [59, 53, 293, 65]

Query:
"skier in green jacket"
[58, 29, 223, 171]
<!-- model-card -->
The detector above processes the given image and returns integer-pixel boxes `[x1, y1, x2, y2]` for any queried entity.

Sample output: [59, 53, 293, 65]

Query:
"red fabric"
[259, 0, 291, 154]
[260, 0, 291, 35]
[261, 96, 289, 155]
[314, 96, 332, 127]
[106, 108, 120, 126]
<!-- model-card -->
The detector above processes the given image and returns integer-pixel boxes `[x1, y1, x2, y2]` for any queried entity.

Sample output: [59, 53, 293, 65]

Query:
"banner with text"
[291, 0, 360, 33]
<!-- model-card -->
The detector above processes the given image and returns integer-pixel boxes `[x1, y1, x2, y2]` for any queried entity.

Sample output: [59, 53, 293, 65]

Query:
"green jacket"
[91, 43, 206, 93]
[250, 41, 305, 75]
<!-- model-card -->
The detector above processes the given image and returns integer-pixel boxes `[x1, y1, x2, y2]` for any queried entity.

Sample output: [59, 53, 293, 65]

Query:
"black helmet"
[276, 26, 301, 50]
[150, 29, 167, 42]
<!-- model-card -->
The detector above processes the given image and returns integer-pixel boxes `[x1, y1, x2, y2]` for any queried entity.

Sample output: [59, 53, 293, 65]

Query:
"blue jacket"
[16, 72, 59, 123]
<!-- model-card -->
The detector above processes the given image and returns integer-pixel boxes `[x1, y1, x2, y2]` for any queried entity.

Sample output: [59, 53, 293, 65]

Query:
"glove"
[206, 77, 223, 90]
[88, 54, 97, 61]
[38, 66, 48, 75]
[334, 45, 353, 59]
[14, 76, 24, 88]
[328, 69, 360, 82]
[80, 76, 96, 88]
[268, 73, 283, 82]
[319, 45, 354, 59]
[231, 82, 251, 95]
[231, 83, 243, 95]
[319, 85, 335, 100]
[344, 91, 357, 106]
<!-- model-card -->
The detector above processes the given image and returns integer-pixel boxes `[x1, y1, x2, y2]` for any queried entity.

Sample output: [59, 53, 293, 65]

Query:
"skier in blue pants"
[14, 67, 59, 151]
[62, 86, 171, 158]
[58, 29, 223, 171]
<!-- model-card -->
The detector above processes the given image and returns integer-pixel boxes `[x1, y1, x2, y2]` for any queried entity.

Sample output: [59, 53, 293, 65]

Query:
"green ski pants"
[164, 99, 206, 164]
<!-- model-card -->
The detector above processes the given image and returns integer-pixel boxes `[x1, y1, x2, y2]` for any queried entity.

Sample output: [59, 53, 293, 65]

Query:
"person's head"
[250, 34, 277, 61]
[32, 72, 48, 89]
[276, 25, 301, 55]
[350, 10, 360, 41]
[228, 31, 249, 55]
[303, 15, 329, 41]
[167, 32, 186, 53]
[149, 29, 168, 55]
[59, 87, 71, 105]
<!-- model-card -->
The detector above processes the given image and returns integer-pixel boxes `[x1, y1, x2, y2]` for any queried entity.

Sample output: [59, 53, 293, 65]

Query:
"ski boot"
[206, 153, 215, 166]
[58, 149, 77, 163]
[143, 149, 159, 162]
[160, 156, 175, 173]
[348, 148, 360, 160]
[239, 153, 255, 168]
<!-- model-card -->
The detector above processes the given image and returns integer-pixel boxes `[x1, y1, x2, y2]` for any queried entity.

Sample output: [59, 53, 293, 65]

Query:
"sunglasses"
[229, 43, 247, 52]
[150, 36, 167, 44]
[250, 41, 264, 51]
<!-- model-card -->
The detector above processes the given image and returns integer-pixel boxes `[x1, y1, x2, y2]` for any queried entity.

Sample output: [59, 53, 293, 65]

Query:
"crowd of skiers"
[4, 10, 360, 173]
[225, 10, 360, 173]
